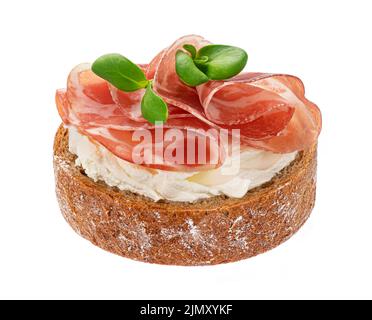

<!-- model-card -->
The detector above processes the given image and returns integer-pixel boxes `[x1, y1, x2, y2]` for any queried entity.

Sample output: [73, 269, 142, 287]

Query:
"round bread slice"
[54, 125, 317, 266]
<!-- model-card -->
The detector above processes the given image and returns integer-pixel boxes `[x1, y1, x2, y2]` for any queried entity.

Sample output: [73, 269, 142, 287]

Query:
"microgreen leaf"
[175, 50, 209, 87]
[92, 53, 149, 92]
[141, 82, 168, 124]
[183, 44, 197, 59]
[194, 56, 209, 66]
[196, 45, 248, 80]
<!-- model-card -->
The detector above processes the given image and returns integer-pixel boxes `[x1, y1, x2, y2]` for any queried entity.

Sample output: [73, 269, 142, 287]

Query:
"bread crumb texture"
[54, 125, 317, 266]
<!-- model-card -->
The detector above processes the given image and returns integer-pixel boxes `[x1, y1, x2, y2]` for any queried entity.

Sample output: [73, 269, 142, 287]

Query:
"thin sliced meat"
[197, 72, 321, 150]
[146, 50, 165, 79]
[197, 74, 294, 125]
[56, 63, 225, 171]
[66, 63, 121, 124]
[197, 76, 295, 140]
[55, 89, 71, 125]
[109, 84, 145, 121]
[242, 75, 322, 152]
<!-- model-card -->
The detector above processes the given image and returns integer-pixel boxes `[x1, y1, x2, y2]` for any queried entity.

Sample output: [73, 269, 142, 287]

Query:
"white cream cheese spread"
[68, 127, 297, 202]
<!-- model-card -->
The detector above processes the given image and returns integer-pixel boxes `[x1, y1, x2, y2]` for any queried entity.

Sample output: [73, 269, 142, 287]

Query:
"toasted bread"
[54, 125, 317, 265]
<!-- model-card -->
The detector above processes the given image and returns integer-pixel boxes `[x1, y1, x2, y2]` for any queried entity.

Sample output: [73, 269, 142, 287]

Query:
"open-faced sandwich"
[54, 35, 322, 265]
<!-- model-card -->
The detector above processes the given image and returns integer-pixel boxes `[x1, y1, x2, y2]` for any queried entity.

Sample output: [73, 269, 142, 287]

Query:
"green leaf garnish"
[175, 44, 248, 86]
[92, 53, 149, 92]
[194, 56, 209, 65]
[175, 50, 209, 86]
[183, 44, 197, 59]
[141, 82, 168, 124]
[196, 45, 248, 80]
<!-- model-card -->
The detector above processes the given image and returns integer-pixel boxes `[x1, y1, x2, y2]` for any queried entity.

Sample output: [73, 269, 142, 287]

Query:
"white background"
[0, 0, 371, 300]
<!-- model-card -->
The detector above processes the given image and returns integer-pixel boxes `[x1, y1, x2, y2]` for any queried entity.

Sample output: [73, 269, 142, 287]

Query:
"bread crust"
[54, 125, 317, 265]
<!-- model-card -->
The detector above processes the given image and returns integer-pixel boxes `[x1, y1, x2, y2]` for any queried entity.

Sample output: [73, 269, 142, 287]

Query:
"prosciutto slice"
[196, 72, 321, 151]
[56, 35, 321, 171]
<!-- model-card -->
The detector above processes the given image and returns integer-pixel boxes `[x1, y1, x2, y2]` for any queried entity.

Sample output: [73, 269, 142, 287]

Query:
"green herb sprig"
[92, 54, 168, 124]
[176, 44, 248, 86]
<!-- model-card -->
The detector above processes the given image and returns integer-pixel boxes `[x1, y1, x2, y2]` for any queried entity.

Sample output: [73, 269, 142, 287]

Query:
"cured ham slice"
[197, 76, 295, 140]
[197, 73, 321, 151]
[242, 75, 322, 152]
[109, 84, 145, 121]
[56, 64, 224, 171]
[146, 50, 165, 80]
[55, 89, 71, 125]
